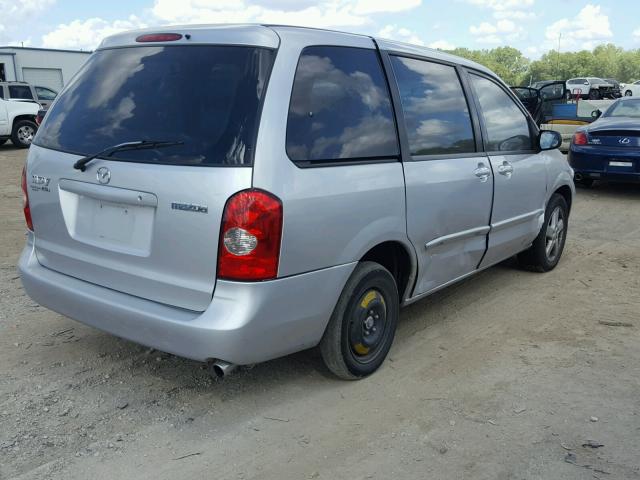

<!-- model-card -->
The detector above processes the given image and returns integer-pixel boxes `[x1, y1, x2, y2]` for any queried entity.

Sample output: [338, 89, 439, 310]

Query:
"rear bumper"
[568, 146, 640, 182]
[19, 234, 355, 365]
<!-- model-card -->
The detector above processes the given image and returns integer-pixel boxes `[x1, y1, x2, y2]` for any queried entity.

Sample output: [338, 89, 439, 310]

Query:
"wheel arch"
[554, 184, 573, 213]
[359, 240, 417, 302]
[12, 114, 37, 128]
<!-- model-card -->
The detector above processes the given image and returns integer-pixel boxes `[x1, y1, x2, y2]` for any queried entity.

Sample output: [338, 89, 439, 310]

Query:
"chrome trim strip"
[491, 209, 544, 231]
[425, 225, 490, 250]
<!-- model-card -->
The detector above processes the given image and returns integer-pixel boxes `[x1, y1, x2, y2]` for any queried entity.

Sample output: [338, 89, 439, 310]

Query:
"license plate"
[609, 161, 633, 167]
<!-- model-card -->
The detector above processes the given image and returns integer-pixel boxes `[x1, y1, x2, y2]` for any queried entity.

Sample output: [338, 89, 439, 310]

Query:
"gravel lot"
[1, 145, 639, 480]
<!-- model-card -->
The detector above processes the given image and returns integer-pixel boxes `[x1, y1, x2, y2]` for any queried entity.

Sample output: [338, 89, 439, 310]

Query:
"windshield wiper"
[73, 140, 184, 171]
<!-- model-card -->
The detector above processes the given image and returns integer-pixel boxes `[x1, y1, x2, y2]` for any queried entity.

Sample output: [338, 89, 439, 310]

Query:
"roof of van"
[99, 24, 494, 77]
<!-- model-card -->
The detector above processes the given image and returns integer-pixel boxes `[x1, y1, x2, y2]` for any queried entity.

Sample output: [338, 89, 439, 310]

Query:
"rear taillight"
[572, 131, 588, 145]
[21, 166, 33, 231]
[35, 111, 44, 126]
[217, 189, 283, 281]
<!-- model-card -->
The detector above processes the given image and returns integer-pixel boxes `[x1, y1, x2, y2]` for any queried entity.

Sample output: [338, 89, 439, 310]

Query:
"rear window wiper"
[73, 140, 184, 171]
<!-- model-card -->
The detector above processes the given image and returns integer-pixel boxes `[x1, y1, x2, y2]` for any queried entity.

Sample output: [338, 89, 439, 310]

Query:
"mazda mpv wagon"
[19, 25, 574, 380]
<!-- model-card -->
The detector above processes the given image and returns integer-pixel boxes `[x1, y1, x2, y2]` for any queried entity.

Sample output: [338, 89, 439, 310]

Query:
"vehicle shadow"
[577, 181, 640, 199]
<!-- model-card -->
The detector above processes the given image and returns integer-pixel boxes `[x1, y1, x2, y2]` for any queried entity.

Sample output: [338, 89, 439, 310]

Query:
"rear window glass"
[35, 46, 274, 166]
[286, 46, 398, 163]
[9, 85, 33, 99]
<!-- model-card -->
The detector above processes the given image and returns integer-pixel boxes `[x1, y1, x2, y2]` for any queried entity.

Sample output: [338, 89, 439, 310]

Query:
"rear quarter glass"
[34, 45, 275, 167]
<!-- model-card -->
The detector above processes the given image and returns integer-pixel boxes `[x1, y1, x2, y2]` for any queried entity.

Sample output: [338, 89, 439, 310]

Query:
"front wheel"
[518, 194, 569, 272]
[589, 89, 601, 100]
[11, 120, 37, 148]
[320, 262, 399, 380]
[625, 90, 633, 97]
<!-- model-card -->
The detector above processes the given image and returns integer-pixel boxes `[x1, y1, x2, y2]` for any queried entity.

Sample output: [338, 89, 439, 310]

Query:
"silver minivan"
[19, 25, 574, 380]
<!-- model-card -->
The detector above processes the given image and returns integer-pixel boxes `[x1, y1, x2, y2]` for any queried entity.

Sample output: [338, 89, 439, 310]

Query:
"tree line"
[444, 44, 640, 87]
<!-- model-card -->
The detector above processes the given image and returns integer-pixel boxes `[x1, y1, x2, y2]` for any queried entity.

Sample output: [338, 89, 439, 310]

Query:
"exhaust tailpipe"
[208, 360, 237, 379]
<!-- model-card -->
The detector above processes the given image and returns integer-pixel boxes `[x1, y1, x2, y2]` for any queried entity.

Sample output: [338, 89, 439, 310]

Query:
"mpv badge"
[96, 167, 111, 184]
[619, 138, 631, 145]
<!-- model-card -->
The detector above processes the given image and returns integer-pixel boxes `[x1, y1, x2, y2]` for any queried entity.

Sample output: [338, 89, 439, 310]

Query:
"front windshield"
[605, 99, 640, 118]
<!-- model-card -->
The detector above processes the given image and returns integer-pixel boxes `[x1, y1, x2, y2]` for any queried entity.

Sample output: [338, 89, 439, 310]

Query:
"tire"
[320, 261, 399, 380]
[589, 89, 600, 100]
[625, 90, 633, 97]
[518, 193, 569, 272]
[11, 120, 37, 148]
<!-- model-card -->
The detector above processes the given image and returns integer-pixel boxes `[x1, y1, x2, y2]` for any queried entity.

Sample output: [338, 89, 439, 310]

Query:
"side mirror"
[591, 109, 602, 119]
[539, 130, 562, 151]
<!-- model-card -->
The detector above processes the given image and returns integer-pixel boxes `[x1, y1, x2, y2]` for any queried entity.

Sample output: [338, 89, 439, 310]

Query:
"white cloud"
[378, 24, 424, 46]
[353, 0, 421, 15]
[632, 27, 640, 39]
[428, 39, 455, 50]
[42, 16, 147, 50]
[470, 18, 523, 44]
[0, 0, 55, 43]
[465, 0, 535, 20]
[545, 4, 612, 51]
[151, 0, 421, 28]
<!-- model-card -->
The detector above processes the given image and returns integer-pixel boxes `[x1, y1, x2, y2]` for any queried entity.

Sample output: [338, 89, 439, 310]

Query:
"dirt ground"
[1, 144, 639, 480]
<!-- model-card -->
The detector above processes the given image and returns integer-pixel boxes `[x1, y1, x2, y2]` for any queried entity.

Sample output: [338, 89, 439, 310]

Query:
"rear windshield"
[34, 45, 274, 166]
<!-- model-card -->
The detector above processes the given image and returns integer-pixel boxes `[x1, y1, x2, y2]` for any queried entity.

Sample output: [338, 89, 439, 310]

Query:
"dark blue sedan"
[568, 97, 640, 186]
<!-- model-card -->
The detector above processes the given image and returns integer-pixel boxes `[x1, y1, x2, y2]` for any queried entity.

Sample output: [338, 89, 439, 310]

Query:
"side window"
[470, 74, 532, 152]
[35, 87, 57, 100]
[390, 57, 475, 156]
[0, 87, 4, 99]
[9, 85, 34, 99]
[286, 46, 398, 162]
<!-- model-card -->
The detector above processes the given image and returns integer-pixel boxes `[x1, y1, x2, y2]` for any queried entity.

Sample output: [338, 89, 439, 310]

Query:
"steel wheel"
[545, 205, 565, 263]
[348, 289, 389, 363]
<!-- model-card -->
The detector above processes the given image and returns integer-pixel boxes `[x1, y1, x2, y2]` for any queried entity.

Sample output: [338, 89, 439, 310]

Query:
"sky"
[1, 0, 639, 58]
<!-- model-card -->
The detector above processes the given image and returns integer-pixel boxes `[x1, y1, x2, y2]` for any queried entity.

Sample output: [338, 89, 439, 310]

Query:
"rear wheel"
[589, 89, 600, 100]
[320, 262, 399, 380]
[625, 90, 633, 97]
[518, 194, 569, 272]
[11, 120, 37, 148]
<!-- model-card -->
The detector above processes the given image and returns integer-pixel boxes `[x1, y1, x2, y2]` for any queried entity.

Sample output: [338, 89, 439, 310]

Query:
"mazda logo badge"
[619, 138, 631, 145]
[96, 167, 111, 184]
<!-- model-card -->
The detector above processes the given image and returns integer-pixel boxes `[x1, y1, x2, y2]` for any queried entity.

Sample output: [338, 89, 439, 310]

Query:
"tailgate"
[28, 145, 251, 311]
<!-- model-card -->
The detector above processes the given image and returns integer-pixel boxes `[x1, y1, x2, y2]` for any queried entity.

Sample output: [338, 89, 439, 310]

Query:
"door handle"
[498, 161, 514, 177]
[474, 163, 491, 182]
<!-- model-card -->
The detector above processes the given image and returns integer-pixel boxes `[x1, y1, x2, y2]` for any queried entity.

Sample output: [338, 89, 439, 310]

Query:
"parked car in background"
[530, 79, 564, 90]
[569, 97, 640, 186]
[603, 78, 622, 97]
[0, 81, 58, 109]
[0, 96, 39, 147]
[512, 81, 567, 125]
[566, 77, 619, 100]
[19, 25, 574, 380]
[621, 80, 640, 97]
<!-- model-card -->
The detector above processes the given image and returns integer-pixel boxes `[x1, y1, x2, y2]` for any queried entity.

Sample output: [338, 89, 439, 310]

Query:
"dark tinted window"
[9, 85, 33, 99]
[0, 87, 4, 99]
[471, 74, 532, 152]
[35, 86, 57, 100]
[35, 46, 274, 166]
[391, 57, 475, 156]
[286, 46, 398, 162]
